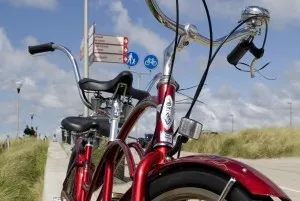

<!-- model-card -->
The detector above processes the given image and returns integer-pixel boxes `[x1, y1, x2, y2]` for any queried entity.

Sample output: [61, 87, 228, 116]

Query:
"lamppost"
[36, 126, 39, 139]
[30, 113, 34, 127]
[16, 81, 23, 138]
[83, 0, 89, 117]
[229, 114, 234, 133]
[288, 102, 292, 127]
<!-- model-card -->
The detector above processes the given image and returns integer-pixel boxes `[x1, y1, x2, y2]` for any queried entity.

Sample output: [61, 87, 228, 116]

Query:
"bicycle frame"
[79, 93, 291, 201]
[61, 28, 291, 201]
[27, 2, 290, 200]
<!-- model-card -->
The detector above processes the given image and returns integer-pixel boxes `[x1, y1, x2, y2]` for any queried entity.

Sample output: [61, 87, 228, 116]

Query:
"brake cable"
[233, 18, 269, 77]
[168, 0, 213, 158]
[235, 62, 277, 80]
[178, 85, 199, 91]
[186, 16, 270, 119]
[169, 13, 271, 159]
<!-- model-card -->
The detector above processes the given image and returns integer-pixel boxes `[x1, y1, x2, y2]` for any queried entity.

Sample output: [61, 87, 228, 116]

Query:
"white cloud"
[159, 0, 300, 28]
[215, 84, 240, 101]
[4, 0, 58, 10]
[40, 94, 64, 108]
[109, 1, 168, 60]
[0, 27, 115, 137]
[22, 35, 39, 47]
[23, 77, 36, 87]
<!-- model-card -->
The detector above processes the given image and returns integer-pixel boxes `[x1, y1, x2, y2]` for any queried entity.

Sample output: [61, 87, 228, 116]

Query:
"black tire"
[62, 160, 77, 199]
[147, 167, 273, 201]
[62, 138, 83, 198]
[67, 148, 76, 172]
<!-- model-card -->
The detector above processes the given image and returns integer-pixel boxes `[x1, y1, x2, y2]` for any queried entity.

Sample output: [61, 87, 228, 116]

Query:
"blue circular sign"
[144, 55, 158, 70]
[127, 52, 139, 67]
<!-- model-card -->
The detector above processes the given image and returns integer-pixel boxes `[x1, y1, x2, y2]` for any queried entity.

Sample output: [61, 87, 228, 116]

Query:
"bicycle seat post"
[108, 96, 123, 142]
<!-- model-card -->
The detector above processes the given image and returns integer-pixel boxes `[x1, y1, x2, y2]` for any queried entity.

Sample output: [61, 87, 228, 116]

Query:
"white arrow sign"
[80, 35, 94, 49]
[94, 35, 128, 46]
[94, 44, 128, 54]
[80, 45, 94, 60]
[80, 24, 95, 60]
[93, 53, 128, 64]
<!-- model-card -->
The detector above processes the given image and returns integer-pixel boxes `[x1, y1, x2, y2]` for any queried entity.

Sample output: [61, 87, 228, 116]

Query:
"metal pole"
[83, 0, 89, 117]
[136, 73, 141, 139]
[17, 92, 20, 138]
[232, 116, 233, 132]
[36, 127, 39, 140]
[288, 102, 292, 127]
[229, 114, 233, 133]
[6, 135, 10, 148]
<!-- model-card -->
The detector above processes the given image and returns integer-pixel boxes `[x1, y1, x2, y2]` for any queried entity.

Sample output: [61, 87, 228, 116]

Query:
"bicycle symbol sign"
[127, 52, 139, 67]
[144, 54, 158, 70]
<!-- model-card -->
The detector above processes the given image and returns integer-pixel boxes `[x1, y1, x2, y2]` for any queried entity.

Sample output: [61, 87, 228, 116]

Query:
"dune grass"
[182, 127, 300, 159]
[0, 138, 49, 201]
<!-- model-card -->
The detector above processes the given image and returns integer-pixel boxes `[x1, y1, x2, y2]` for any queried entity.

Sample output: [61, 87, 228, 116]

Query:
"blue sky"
[0, 0, 300, 139]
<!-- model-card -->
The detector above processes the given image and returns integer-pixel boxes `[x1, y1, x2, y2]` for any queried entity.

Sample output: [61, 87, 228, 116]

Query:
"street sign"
[94, 43, 128, 55]
[80, 24, 95, 60]
[80, 42, 94, 59]
[144, 54, 158, 70]
[94, 35, 128, 46]
[80, 30, 130, 65]
[127, 52, 139, 67]
[93, 53, 128, 64]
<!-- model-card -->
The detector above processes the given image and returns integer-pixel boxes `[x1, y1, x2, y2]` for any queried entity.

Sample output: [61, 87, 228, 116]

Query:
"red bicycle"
[28, 1, 291, 201]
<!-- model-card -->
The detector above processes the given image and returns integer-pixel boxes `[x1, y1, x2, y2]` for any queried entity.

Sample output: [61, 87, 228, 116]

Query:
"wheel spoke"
[217, 177, 236, 201]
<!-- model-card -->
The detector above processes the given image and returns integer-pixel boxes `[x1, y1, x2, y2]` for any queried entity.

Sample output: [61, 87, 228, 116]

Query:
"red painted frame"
[61, 141, 94, 201]
[62, 81, 291, 201]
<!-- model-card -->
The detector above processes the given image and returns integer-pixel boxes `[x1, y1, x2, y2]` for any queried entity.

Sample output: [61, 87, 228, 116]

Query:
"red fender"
[150, 154, 291, 200]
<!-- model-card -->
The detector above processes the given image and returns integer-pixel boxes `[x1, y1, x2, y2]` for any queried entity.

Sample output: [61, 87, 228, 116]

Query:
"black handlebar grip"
[28, 42, 55, 55]
[227, 40, 250, 66]
[248, 42, 264, 59]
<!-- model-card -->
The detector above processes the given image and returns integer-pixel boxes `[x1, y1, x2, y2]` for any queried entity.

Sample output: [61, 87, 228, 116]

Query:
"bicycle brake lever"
[250, 57, 257, 78]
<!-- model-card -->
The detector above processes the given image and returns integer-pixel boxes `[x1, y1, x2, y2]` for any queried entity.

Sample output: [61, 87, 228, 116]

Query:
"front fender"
[150, 154, 291, 200]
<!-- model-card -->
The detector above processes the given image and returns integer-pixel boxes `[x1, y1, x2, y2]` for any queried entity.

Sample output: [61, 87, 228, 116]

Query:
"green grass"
[182, 127, 300, 159]
[0, 138, 49, 201]
[0, 139, 10, 153]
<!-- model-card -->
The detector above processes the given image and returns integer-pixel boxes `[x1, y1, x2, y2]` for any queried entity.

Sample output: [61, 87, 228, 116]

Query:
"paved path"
[43, 142, 300, 200]
[236, 157, 300, 200]
[43, 141, 69, 201]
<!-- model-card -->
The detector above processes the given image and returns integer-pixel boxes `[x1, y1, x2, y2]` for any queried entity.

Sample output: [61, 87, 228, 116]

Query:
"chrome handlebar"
[145, 0, 270, 78]
[145, 0, 186, 35]
[52, 44, 93, 110]
[146, 0, 270, 45]
[145, 0, 260, 47]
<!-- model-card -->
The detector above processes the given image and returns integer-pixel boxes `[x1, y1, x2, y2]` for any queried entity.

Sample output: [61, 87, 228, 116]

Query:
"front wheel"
[147, 167, 273, 201]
